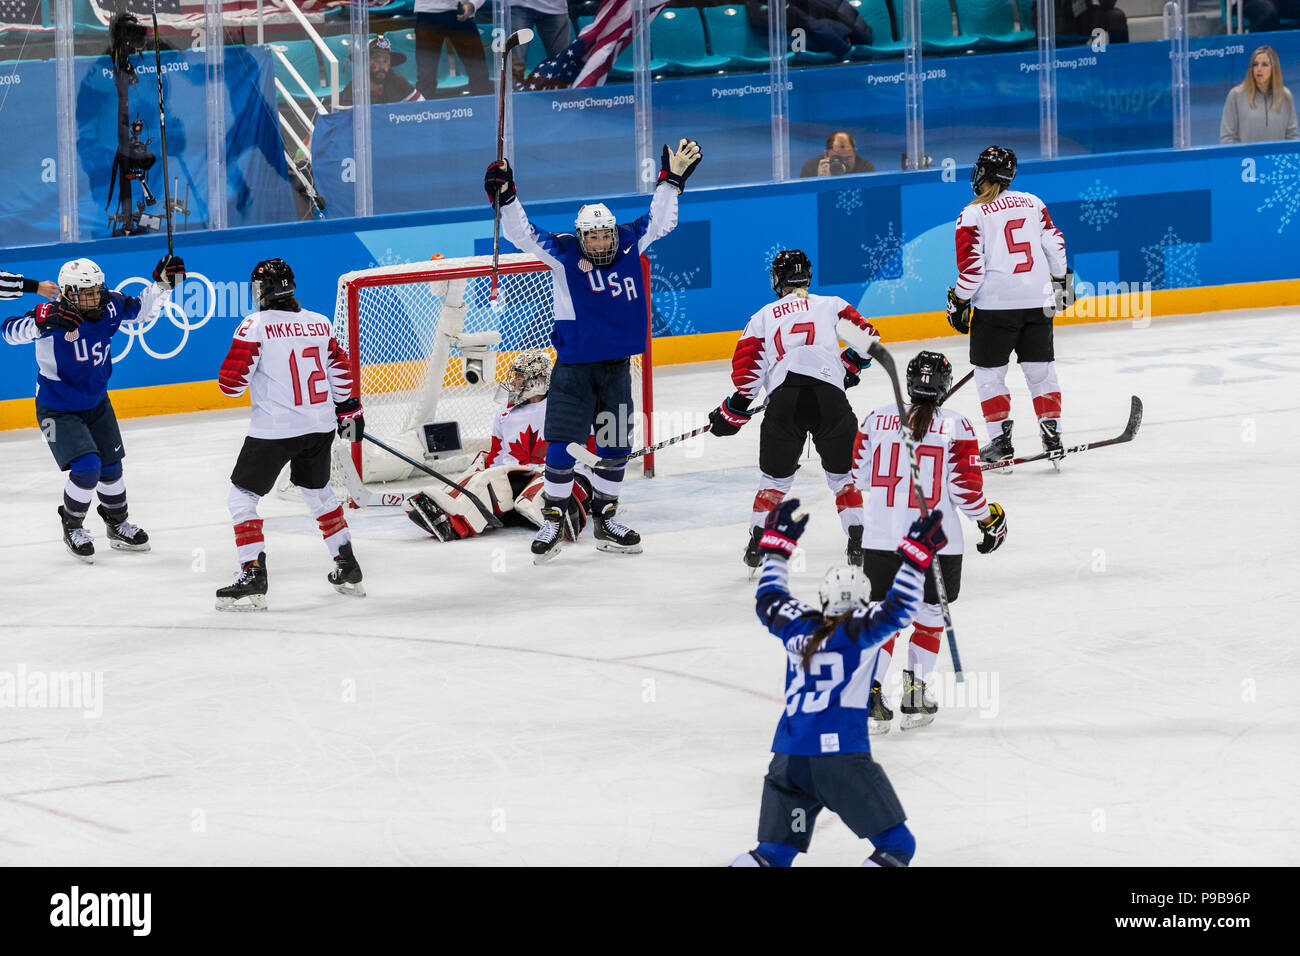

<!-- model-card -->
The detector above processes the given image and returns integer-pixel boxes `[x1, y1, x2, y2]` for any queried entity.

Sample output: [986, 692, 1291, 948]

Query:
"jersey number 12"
[289, 347, 328, 406]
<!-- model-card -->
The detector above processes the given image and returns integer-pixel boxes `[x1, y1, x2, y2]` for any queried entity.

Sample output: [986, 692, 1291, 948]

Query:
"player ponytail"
[907, 399, 939, 443]
[800, 614, 848, 674]
[968, 181, 1004, 207]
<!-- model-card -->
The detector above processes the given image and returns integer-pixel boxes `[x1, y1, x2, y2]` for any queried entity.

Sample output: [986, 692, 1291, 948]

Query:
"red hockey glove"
[708, 392, 754, 437]
[842, 347, 872, 389]
[35, 301, 83, 338]
[898, 510, 947, 571]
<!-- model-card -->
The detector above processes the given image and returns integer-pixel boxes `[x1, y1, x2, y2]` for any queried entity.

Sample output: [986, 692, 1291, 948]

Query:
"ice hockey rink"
[2, 305, 1297, 867]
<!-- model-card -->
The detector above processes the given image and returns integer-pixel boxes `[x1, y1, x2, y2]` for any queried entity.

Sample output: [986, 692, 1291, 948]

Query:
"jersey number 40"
[870, 444, 942, 510]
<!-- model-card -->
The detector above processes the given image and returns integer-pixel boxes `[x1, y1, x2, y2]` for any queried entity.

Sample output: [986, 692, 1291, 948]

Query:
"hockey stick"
[947, 369, 973, 400]
[868, 341, 964, 682]
[489, 27, 534, 307]
[150, 3, 181, 284]
[565, 402, 770, 469]
[361, 433, 503, 528]
[980, 395, 1143, 472]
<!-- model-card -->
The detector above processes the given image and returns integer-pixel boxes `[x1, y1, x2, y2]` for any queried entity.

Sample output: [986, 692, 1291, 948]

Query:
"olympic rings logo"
[112, 271, 218, 362]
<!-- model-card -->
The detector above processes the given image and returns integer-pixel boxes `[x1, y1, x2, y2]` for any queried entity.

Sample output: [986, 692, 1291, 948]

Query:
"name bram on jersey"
[585, 269, 638, 300]
[772, 298, 810, 320]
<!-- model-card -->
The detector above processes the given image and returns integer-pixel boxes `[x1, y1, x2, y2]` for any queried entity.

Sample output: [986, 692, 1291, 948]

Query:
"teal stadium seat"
[919, 0, 980, 54]
[388, 30, 418, 87]
[578, 16, 668, 82]
[650, 7, 730, 75]
[850, 0, 907, 58]
[952, 0, 1034, 50]
[269, 39, 328, 97]
[70, 0, 108, 34]
[320, 33, 356, 95]
[702, 5, 774, 70]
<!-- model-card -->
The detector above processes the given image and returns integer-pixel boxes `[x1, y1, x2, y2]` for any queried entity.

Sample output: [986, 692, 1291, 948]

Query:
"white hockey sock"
[300, 485, 350, 558]
[750, 472, 795, 531]
[973, 364, 1012, 440]
[1021, 361, 1062, 425]
[826, 471, 863, 532]
[872, 638, 896, 687]
[228, 485, 264, 564]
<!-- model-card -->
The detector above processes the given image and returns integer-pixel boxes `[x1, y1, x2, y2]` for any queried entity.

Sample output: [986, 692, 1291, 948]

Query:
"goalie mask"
[575, 203, 618, 267]
[498, 350, 552, 406]
[819, 565, 868, 616]
[58, 258, 109, 320]
[251, 258, 295, 308]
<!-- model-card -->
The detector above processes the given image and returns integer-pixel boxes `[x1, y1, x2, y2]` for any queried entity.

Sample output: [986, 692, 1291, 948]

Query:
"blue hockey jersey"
[501, 183, 679, 364]
[755, 556, 925, 756]
[2, 284, 170, 411]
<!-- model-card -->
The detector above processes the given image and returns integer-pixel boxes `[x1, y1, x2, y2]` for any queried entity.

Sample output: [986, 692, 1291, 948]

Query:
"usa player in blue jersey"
[730, 497, 947, 867]
[2, 254, 184, 562]
[485, 137, 702, 563]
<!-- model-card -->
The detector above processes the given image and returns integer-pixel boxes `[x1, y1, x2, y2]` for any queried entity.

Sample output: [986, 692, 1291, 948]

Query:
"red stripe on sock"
[980, 394, 1011, 423]
[752, 488, 785, 514]
[233, 519, 264, 548]
[911, 623, 943, 654]
[881, 636, 896, 657]
[316, 507, 348, 540]
[1032, 391, 1062, 420]
[834, 486, 863, 511]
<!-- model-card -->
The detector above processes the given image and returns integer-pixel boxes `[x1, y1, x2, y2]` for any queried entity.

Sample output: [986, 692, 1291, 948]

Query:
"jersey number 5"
[1004, 219, 1034, 274]
[289, 347, 328, 406]
[773, 321, 816, 361]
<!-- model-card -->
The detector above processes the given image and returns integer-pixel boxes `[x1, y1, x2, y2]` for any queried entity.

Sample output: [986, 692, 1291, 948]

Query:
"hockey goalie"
[403, 351, 591, 542]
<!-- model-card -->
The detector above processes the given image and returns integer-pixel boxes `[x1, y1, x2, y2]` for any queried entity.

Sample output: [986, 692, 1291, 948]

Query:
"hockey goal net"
[331, 253, 655, 486]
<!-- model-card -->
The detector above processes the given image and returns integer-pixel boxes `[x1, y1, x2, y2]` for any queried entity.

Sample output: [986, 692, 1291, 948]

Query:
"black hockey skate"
[1039, 419, 1064, 470]
[215, 553, 268, 612]
[846, 525, 864, 568]
[743, 527, 763, 576]
[328, 542, 365, 597]
[591, 496, 642, 555]
[97, 504, 150, 552]
[531, 497, 570, 565]
[58, 506, 94, 564]
[980, 420, 1015, 468]
[867, 679, 894, 736]
[899, 669, 938, 731]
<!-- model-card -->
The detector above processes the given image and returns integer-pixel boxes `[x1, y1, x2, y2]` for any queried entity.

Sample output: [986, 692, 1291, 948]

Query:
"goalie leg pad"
[407, 467, 518, 539]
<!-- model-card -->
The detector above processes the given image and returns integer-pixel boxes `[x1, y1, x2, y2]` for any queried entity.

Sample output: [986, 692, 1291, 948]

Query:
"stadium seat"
[388, 30, 418, 86]
[701, 5, 773, 70]
[575, 16, 667, 81]
[850, 0, 907, 58]
[650, 7, 730, 74]
[319, 33, 356, 94]
[953, 0, 1034, 50]
[326, 0, 414, 21]
[919, 0, 980, 54]
[69, 0, 108, 35]
[269, 39, 328, 98]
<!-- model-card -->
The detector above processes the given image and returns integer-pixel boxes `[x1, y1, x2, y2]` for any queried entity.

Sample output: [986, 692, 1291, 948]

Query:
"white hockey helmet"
[57, 258, 108, 319]
[819, 565, 868, 616]
[575, 202, 618, 267]
[500, 349, 552, 405]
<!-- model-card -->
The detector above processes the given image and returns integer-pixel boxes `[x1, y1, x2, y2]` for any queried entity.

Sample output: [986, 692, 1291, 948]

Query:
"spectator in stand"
[745, 1, 872, 59]
[1049, 0, 1128, 44]
[1238, 0, 1300, 33]
[510, 1, 571, 87]
[340, 36, 425, 107]
[1221, 45, 1299, 144]
[414, 0, 492, 98]
[800, 131, 875, 177]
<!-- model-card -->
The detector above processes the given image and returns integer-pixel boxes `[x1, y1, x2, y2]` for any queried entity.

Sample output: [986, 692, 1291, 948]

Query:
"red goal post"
[331, 252, 656, 485]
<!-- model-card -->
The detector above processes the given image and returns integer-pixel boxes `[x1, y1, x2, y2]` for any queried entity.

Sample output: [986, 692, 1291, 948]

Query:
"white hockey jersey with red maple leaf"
[482, 397, 549, 469]
[730, 292, 879, 399]
[852, 405, 990, 555]
[218, 308, 355, 440]
[954, 189, 1068, 312]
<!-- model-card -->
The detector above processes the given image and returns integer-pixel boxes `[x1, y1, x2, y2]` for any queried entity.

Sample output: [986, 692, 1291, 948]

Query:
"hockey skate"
[531, 498, 570, 565]
[980, 420, 1015, 469]
[215, 553, 268, 611]
[591, 497, 642, 555]
[846, 525, 864, 568]
[97, 504, 150, 552]
[58, 506, 94, 564]
[328, 542, 365, 597]
[899, 669, 938, 731]
[867, 679, 893, 736]
[1039, 419, 1064, 470]
[743, 527, 763, 577]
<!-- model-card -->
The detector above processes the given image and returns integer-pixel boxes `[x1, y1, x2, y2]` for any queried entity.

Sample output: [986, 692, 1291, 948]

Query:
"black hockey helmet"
[770, 249, 812, 296]
[906, 350, 953, 404]
[970, 145, 1017, 194]
[251, 258, 295, 307]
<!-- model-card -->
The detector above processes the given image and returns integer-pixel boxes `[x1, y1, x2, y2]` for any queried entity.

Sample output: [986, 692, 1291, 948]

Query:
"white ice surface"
[2, 308, 1298, 866]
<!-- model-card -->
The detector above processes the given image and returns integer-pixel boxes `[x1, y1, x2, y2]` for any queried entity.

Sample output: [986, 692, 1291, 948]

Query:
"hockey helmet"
[906, 351, 953, 404]
[770, 249, 812, 296]
[251, 258, 295, 308]
[57, 258, 109, 320]
[970, 145, 1017, 194]
[819, 565, 868, 616]
[575, 203, 618, 267]
[500, 349, 553, 405]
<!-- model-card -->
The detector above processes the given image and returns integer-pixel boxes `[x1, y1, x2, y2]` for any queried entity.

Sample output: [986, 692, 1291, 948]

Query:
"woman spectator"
[1221, 45, 1299, 144]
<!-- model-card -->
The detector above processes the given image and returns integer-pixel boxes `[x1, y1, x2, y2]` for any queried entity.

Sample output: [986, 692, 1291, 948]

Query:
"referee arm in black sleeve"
[0, 271, 59, 300]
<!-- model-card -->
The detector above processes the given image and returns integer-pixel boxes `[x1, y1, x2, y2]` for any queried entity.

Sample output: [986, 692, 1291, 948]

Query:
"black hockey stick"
[150, 3, 182, 283]
[361, 433, 503, 529]
[868, 341, 964, 683]
[565, 402, 769, 469]
[489, 27, 534, 306]
[981, 396, 1143, 472]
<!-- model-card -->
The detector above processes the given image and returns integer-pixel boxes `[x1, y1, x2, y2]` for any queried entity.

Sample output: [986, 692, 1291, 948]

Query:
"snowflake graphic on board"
[1140, 226, 1200, 290]
[1078, 179, 1118, 232]
[835, 189, 865, 216]
[647, 264, 704, 337]
[860, 225, 921, 306]
[1255, 154, 1300, 234]
[761, 243, 785, 276]
[367, 247, 419, 269]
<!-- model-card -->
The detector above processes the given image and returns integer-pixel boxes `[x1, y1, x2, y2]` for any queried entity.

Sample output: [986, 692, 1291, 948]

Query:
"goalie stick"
[980, 396, 1144, 472]
[565, 403, 770, 469]
[489, 27, 534, 306]
[868, 341, 965, 683]
[361, 433, 504, 528]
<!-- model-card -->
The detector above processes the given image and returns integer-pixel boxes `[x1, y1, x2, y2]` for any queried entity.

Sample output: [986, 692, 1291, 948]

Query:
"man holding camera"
[800, 131, 875, 178]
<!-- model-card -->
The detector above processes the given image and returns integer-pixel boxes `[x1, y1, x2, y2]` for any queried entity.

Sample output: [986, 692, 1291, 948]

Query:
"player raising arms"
[214, 258, 365, 610]
[730, 498, 945, 868]
[708, 250, 879, 570]
[403, 350, 593, 542]
[2, 254, 183, 562]
[484, 137, 702, 563]
[851, 351, 1007, 731]
[946, 146, 1072, 465]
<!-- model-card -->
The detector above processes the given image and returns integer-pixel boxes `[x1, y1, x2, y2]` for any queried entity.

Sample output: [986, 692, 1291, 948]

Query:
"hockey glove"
[335, 397, 365, 441]
[975, 502, 1007, 554]
[707, 392, 754, 437]
[759, 497, 809, 561]
[35, 301, 83, 337]
[841, 347, 872, 389]
[946, 288, 971, 335]
[152, 254, 186, 290]
[484, 160, 517, 209]
[658, 138, 702, 193]
[1051, 269, 1076, 313]
[898, 510, 947, 572]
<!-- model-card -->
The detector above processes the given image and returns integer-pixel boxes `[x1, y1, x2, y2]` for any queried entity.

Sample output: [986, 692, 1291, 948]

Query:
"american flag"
[523, 0, 670, 90]
[84, 0, 324, 30]
[0, 0, 52, 33]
